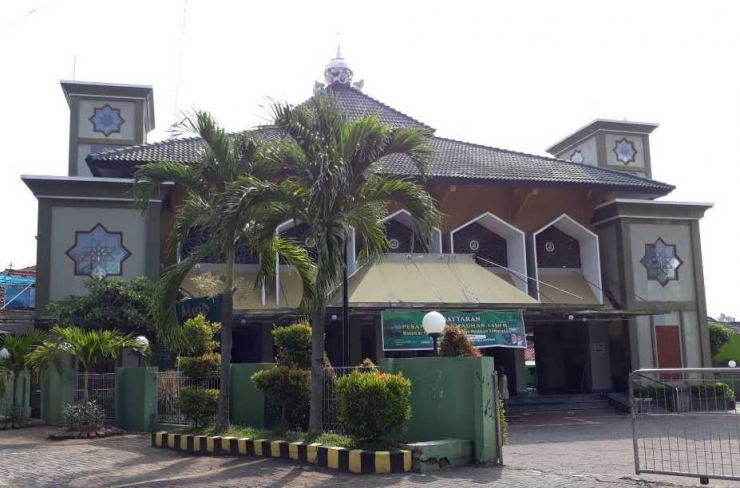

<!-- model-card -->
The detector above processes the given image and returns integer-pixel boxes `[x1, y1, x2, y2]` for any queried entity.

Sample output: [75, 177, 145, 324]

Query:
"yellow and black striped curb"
[152, 432, 412, 474]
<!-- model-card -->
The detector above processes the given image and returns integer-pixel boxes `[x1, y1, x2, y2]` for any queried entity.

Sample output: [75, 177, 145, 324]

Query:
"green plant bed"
[689, 397, 736, 411]
[152, 430, 413, 474]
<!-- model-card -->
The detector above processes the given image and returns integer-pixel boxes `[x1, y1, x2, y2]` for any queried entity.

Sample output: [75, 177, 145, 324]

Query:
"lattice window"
[180, 227, 258, 264]
[384, 220, 425, 253]
[453, 222, 508, 268]
[536, 227, 581, 268]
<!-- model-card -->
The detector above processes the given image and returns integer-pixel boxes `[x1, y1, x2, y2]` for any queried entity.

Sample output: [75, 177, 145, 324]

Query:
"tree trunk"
[308, 301, 326, 435]
[215, 256, 235, 433]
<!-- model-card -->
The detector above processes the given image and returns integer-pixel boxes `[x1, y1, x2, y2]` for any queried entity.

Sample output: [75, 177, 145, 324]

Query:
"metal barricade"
[74, 373, 116, 422]
[156, 371, 220, 425]
[322, 365, 379, 433]
[630, 368, 740, 484]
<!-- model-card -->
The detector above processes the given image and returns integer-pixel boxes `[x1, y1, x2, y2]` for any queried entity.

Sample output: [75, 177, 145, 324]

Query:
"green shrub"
[178, 388, 219, 428]
[690, 382, 734, 399]
[337, 371, 411, 441]
[177, 352, 221, 381]
[272, 322, 311, 368]
[632, 386, 669, 399]
[182, 314, 220, 356]
[61, 401, 106, 431]
[252, 366, 310, 431]
[710, 322, 735, 358]
[358, 358, 377, 373]
[439, 326, 481, 357]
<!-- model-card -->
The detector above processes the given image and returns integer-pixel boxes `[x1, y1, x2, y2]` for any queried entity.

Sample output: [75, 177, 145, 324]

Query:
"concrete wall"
[0, 370, 31, 418]
[382, 356, 497, 463]
[563, 136, 598, 167]
[40, 358, 76, 426]
[49, 206, 147, 301]
[230, 363, 273, 428]
[629, 222, 696, 302]
[116, 367, 158, 432]
[588, 322, 612, 390]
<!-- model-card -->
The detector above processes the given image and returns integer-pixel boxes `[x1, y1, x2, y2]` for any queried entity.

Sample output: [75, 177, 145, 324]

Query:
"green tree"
[47, 277, 157, 342]
[709, 322, 735, 358]
[132, 111, 314, 432]
[228, 93, 440, 434]
[0, 332, 44, 418]
[181, 314, 221, 356]
[28, 326, 147, 401]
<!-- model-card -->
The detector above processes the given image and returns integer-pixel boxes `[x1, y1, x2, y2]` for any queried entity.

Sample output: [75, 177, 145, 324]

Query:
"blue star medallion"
[640, 238, 683, 286]
[613, 137, 637, 164]
[89, 104, 125, 136]
[66, 224, 131, 279]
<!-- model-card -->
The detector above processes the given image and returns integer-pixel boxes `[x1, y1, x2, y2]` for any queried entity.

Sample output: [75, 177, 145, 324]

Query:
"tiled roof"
[86, 87, 673, 194]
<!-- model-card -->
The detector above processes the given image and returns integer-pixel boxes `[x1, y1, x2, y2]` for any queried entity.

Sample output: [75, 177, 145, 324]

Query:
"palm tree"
[224, 93, 441, 434]
[0, 332, 44, 418]
[132, 112, 314, 432]
[28, 326, 147, 401]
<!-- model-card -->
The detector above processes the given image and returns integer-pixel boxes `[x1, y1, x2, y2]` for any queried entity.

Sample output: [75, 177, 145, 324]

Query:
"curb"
[151, 432, 412, 474]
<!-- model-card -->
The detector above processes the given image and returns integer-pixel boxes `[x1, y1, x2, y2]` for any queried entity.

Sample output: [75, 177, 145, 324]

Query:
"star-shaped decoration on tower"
[89, 104, 125, 136]
[66, 224, 131, 279]
[640, 238, 683, 287]
[613, 137, 637, 164]
[570, 149, 585, 164]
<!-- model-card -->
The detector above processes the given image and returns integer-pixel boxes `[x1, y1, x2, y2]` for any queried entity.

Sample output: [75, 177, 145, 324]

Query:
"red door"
[655, 326, 683, 369]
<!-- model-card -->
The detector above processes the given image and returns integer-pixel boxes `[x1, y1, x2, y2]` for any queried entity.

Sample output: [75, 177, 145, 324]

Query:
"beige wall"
[631, 315, 655, 369]
[49, 206, 147, 301]
[564, 137, 598, 166]
[77, 100, 136, 141]
[597, 224, 621, 303]
[629, 222, 696, 302]
[681, 311, 702, 368]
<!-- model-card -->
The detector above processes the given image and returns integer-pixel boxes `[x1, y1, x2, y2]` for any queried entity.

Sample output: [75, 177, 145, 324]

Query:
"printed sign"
[176, 295, 223, 324]
[381, 310, 526, 351]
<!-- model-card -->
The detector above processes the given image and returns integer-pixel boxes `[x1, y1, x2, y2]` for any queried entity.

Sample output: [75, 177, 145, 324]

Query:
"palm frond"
[132, 160, 205, 212]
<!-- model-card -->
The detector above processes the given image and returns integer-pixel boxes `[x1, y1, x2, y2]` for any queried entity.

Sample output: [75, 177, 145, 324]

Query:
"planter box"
[690, 397, 736, 412]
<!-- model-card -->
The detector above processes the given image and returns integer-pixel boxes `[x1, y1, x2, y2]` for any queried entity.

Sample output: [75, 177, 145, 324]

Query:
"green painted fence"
[382, 356, 498, 463]
[1, 370, 31, 418]
[230, 363, 273, 429]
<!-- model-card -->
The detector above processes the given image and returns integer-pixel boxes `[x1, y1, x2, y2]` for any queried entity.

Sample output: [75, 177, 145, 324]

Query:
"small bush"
[439, 326, 482, 357]
[252, 366, 310, 431]
[178, 388, 219, 428]
[182, 314, 221, 356]
[337, 371, 411, 441]
[177, 352, 221, 381]
[691, 382, 734, 399]
[62, 401, 106, 431]
[272, 322, 311, 368]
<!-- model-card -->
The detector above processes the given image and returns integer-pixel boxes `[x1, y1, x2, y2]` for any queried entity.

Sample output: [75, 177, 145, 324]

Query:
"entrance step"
[507, 394, 618, 416]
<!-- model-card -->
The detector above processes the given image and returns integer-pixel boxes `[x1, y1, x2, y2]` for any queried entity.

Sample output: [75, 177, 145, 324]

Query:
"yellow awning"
[340, 254, 537, 306]
[536, 270, 607, 307]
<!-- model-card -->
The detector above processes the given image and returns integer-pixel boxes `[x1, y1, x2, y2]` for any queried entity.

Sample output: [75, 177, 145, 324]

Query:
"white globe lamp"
[134, 336, 149, 367]
[422, 311, 446, 355]
[0, 347, 9, 360]
[729, 360, 737, 368]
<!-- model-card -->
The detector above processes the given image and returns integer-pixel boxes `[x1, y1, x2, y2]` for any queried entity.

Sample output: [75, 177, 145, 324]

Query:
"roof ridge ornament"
[324, 44, 354, 87]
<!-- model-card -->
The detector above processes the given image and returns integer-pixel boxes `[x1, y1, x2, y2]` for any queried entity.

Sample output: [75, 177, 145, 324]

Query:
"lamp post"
[134, 336, 149, 367]
[422, 311, 446, 355]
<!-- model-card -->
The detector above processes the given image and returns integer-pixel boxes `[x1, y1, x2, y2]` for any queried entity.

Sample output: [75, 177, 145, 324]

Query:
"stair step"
[509, 401, 610, 412]
[511, 407, 617, 417]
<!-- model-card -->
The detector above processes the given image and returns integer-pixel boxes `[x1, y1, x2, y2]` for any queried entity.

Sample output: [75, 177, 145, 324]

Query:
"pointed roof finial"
[336, 43, 343, 59]
[325, 36, 353, 87]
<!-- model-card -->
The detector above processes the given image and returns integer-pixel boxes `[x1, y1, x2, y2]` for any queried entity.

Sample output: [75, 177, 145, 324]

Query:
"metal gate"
[630, 368, 740, 484]
[156, 371, 220, 425]
[74, 373, 116, 423]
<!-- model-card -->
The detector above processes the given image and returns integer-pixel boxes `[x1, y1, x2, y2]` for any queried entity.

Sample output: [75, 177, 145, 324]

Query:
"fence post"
[115, 366, 158, 432]
[473, 356, 496, 463]
[40, 356, 75, 426]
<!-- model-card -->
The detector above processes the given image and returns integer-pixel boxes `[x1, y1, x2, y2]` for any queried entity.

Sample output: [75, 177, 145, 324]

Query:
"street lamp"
[422, 311, 446, 355]
[134, 336, 149, 367]
[0, 348, 9, 360]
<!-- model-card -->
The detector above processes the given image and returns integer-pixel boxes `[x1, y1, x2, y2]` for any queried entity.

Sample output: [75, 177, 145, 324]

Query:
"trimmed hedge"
[690, 382, 734, 399]
[177, 352, 221, 381]
[251, 366, 310, 431]
[178, 388, 218, 428]
[337, 370, 411, 441]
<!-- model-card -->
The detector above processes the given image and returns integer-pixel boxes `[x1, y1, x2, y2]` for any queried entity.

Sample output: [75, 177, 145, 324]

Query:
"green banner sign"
[381, 310, 526, 351]
[176, 295, 223, 324]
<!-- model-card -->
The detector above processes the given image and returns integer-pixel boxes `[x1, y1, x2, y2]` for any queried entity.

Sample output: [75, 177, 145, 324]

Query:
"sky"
[0, 0, 738, 318]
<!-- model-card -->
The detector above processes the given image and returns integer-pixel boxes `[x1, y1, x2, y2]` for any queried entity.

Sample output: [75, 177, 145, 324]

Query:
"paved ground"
[0, 414, 736, 487]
